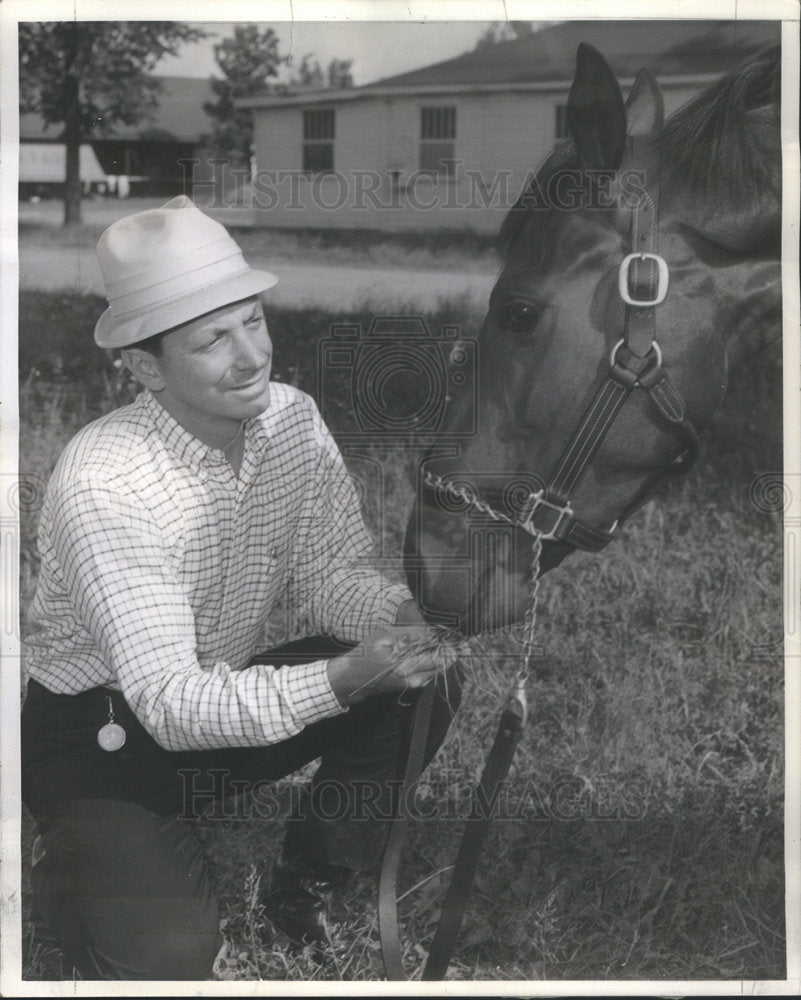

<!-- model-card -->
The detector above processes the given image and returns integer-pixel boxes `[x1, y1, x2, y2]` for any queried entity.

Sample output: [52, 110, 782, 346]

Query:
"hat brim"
[94, 267, 279, 349]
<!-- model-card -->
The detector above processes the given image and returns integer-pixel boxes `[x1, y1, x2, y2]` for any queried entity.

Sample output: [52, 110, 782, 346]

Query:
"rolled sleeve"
[273, 658, 347, 725]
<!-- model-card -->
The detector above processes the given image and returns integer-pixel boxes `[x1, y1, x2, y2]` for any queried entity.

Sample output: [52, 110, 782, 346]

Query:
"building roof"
[367, 19, 781, 88]
[238, 19, 781, 111]
[21, 76, 214, 143]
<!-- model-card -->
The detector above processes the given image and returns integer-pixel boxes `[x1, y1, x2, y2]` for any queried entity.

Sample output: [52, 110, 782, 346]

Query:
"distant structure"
[239, 19, 780, 233]
[20, 76, 214, 200]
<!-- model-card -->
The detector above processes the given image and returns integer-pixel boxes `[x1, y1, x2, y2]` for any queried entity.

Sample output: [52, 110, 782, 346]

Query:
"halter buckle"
[519, 491, 573, 541]
[618, 252, 669, 307]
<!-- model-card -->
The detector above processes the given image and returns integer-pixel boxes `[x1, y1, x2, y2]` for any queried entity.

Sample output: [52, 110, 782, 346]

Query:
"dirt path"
[18, 198, 500, 311]
[18, 243, 498, 311]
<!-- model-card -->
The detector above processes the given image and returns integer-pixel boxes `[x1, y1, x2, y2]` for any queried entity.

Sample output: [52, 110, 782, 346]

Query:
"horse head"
[404, 43, 781, 635]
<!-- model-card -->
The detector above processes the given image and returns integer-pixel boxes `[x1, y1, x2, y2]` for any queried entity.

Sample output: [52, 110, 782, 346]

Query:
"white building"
[19, 142, 109, 195]
[240, 19, 780, 234]
[20, 76, 214, 200]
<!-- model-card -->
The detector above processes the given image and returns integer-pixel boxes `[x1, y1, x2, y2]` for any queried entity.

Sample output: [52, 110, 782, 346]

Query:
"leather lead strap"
[378, 683, 436, 981]
[422, 696, 525, 981]
[379, 685, 525, 981]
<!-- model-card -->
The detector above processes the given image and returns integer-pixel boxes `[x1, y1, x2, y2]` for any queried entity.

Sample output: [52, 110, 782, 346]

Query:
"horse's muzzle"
[403, 502, 572, 635]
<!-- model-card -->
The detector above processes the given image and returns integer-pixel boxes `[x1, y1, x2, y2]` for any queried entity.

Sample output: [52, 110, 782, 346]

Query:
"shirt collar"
[140, 389, 272, 467]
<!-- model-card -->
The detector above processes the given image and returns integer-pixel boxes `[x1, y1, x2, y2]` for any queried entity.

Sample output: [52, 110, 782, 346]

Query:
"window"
[555, 104, 569, 139]
[420, 106, 456, 178]
[303, 109, 335, 174]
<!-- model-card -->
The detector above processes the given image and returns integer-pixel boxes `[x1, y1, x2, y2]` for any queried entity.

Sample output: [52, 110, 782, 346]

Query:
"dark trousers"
[22, 638, 461, 980]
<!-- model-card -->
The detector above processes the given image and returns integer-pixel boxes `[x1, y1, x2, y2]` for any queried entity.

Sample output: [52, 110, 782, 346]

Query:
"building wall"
[20, 143, 108, 184]
[247, 81, 707, 234]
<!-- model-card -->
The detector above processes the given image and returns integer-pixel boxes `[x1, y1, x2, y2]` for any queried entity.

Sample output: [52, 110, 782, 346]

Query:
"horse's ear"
[567, 42, 626, 171]
[625, 68, 664, 135]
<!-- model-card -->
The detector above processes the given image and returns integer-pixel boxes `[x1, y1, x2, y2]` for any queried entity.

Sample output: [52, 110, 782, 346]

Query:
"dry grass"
[17, 288, 784, 983]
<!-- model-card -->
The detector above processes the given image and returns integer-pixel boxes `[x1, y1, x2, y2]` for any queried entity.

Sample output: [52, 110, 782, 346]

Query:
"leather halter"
[424, 139, 700, 552]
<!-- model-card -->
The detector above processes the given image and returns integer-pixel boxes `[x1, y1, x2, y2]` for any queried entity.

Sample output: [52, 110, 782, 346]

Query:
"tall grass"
[18, 290, 784, 982]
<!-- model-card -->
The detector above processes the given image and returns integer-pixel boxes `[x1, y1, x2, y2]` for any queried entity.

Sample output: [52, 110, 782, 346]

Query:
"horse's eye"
[500, 300, 541, 333]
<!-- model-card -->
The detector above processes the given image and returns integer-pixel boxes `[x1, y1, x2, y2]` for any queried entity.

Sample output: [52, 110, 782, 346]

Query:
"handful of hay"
[385, 625, 469, 672]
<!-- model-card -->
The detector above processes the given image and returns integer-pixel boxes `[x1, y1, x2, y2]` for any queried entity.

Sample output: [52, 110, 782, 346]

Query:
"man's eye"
[199, 332, 225, 350]
[499, 300, 541, 333]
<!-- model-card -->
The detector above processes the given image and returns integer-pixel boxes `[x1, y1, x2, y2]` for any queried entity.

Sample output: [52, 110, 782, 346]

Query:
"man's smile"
[229, 368, 270, 393]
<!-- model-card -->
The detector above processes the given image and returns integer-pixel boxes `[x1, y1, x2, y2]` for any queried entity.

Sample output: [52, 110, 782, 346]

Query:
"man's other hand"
[326, 625, 457, 707]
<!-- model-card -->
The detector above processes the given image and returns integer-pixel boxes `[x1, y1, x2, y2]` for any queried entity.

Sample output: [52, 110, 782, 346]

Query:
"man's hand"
[326, 625, 456, 707]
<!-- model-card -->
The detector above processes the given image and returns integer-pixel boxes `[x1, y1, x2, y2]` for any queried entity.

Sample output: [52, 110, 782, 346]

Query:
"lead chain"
[519, 532, 543, 677]
[421, 469, 545, 706]
[422, 471, 519, 530]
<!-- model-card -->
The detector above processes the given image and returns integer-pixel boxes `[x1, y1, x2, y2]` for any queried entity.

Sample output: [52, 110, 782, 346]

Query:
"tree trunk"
[63, 23, 82, 225]
[64, 133, 82, 225]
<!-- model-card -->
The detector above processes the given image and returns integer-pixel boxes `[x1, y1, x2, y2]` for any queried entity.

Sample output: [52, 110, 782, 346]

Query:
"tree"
[203, 24, 285, 166]
[294, 53, 325, 89]
[19, 21, 206, 225]
[203, 27, 353, 173]
[327, 58, 354, 89]
[474, 21, 534, 49]
[285, 53, 354, 90]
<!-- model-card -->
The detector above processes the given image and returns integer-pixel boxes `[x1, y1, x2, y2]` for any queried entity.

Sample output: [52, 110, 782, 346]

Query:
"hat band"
[109, 251, 251, 321]
[104, 236, 242, 300]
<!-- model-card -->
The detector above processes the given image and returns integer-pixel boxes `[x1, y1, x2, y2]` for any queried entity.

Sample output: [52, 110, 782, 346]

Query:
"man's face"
[146, 296, 273, 444]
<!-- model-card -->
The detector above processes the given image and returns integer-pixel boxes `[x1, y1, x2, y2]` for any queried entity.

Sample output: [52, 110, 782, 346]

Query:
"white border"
[1, 2, 799, 996]
[0, 8, 22, 997]
[781, 9, 801, 995]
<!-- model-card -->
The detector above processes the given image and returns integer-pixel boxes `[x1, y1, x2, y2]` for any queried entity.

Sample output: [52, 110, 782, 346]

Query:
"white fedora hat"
[94, 195, 278, 349]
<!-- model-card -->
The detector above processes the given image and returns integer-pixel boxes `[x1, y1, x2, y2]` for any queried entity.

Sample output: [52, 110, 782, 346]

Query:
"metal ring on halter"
[518, 490, 573, 540]
[609, 338, 663, 369]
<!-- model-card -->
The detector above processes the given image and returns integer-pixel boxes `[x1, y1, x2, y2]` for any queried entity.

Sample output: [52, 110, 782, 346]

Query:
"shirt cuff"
[274, 658, 346, 727]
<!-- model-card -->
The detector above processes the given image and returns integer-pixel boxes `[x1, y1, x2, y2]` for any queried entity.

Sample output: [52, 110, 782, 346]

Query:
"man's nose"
[233, 327, 271, 368]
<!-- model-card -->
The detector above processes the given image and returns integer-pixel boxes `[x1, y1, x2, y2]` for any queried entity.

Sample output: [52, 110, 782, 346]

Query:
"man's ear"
[122, 348, 166, 391]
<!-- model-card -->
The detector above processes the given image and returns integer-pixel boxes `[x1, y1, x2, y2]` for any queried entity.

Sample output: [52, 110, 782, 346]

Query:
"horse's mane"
[498, 140, 575, 264]
[659, 45, 780, 204]
[500, 46, 781, 260]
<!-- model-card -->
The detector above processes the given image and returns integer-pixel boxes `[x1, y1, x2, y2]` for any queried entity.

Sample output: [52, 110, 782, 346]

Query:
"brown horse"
[404, 43, 782, 635]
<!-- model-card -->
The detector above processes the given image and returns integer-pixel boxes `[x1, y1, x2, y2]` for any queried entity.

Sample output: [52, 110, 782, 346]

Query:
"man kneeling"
[22, 197, 459, 980]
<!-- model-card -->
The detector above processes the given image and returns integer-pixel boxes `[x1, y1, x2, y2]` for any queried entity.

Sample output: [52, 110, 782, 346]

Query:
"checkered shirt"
[25, 383, 411, 751]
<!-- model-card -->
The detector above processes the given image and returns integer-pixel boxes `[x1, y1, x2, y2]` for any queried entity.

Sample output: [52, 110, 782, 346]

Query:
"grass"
[16, 287, 784, 983]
